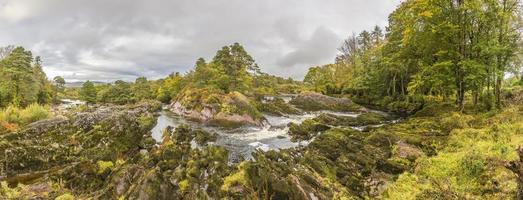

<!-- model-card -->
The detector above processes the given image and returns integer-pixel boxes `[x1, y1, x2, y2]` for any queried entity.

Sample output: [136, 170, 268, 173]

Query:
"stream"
[58, 98, 398, 161]
[151, 105, 398, 161]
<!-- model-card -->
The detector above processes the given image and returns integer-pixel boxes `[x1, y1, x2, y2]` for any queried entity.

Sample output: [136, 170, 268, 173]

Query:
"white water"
[150, 108, 381, 161]
[59, 99, 85, 108]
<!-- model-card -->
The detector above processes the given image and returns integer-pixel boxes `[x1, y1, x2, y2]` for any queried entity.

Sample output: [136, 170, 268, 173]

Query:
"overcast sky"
[0, 0, 402, 82]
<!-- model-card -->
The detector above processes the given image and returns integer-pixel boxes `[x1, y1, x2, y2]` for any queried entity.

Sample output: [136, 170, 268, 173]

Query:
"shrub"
[0, 104, 50, 130]
[0, 106, 21, 124]
[19, 103, 50, 125]
[460, 150, 486, 178]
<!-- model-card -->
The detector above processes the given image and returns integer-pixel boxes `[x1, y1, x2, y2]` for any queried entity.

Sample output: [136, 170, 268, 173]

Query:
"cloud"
[0, 0, 402, 81]
[277, 27, 340, 68]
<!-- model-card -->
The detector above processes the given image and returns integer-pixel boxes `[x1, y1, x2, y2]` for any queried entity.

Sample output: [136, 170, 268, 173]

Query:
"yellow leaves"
[419, 10, 433, 18]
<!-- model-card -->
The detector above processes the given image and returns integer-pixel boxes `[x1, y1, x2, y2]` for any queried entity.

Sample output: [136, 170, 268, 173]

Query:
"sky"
[0, 0, 402, 82]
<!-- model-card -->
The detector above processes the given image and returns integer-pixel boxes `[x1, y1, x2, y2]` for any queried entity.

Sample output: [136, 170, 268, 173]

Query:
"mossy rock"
[172, 88, 266, 127]
[258, 97, 302, 116]
[288, 119, 330, 142]
[290, 92, 362, 112]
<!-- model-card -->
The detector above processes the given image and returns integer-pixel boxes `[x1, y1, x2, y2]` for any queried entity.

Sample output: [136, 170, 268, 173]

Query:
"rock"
[364, 172, 393, 198]
[258, 97, 302, 116]
[393, 140, 424, 160]
[170, 91, 267, 127]
[288, 119, 330, 142]
[290, 92, 363, 112]
[0, 103, 157, 177]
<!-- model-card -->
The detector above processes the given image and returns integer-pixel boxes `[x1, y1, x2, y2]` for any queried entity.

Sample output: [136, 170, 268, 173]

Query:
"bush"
[460, 150, 486, 178]
[19, 103, 51, 124]
[480, 91, 495, 111]
[0, 104, 50, 130]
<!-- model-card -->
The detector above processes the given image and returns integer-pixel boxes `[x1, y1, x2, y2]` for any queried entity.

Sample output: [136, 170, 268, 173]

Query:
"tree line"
[305, 0, 522, 110]
[80, 43, 301, 105]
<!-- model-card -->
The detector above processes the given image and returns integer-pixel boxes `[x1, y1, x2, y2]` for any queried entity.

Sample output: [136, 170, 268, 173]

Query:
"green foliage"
[385, 104, 523, 199]
[156, 72, 184, 103]
[80, 80, 97, 104]
[0, 181, 22, 199]
[96, 160, 115, 174]
[97, 80, 133, 104]
[19, 103, 51, 125]
[53, 76, 66, 92]
[0, 46, 55, 107]
[131, 77, 154, 101]
[0, 103, 50, 131]
[306, 0, 522, 110]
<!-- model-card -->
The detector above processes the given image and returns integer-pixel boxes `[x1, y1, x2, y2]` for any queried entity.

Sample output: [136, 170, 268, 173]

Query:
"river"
[150, 106, 397, 161]
[59, 98, 398, 161]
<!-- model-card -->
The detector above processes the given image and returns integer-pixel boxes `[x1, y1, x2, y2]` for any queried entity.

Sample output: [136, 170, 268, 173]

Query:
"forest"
[1, 0, 523, 199]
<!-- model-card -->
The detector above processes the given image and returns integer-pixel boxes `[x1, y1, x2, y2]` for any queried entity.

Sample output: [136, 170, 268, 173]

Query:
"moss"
[178, 179, 190, 192]
[288, 119, 330, 142]
[96, 160, 115, 174]
[258, 97, 301, 116]
[0, 181, 22, 199]
[383, 173, 428, 199]
[55, 193, 75, 200]
[221, 162, 249, 192]
[290, 92, 362, 112]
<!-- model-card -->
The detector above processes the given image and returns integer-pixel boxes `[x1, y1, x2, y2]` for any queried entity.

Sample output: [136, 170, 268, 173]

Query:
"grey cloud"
[0, 0, 401, 81]
[277, 27, 340, 68]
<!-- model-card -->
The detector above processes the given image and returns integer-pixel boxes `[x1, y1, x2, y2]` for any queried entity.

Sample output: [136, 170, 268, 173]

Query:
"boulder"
[290, 92, 363, 112]
[258, 97, 302, 116]
[170, 90, 266, 127]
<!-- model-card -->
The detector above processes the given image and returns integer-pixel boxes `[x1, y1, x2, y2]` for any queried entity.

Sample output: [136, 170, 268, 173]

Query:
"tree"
[327, 0, 522, 111]
[80, 81, 97, 105]
[0, 45, 15, 60]
[97, 80, 132, 105]
[212, 43, 256, 92]
[33, 56, 53, 104]
[53, 76, 66, 92]
[156, 72, 184, 103]
[0, 46, 38, 107]
[132, 77, 153, 101]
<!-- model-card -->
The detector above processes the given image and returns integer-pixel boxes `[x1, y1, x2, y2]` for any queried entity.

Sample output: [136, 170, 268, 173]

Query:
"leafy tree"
[132, 77, 154, 101]
[0, 47, 38, 107]
[316, 0, 522, 111]
[156, 72, 184, 103]
[212, 43, 256, 92]
[97, 80, 132, 105]
[32, 57, 53, 104]
[53, 76, 66, 92]
[0, 45, 15, 60]
[80, 81, 97, 105]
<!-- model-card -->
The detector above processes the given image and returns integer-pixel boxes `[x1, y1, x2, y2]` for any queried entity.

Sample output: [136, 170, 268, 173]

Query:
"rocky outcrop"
[290, 92, 363, 112]
[287, 112, 392, 142]
[0, 101, 160, 181]
[257, 97, 302, 116]
[170, 91, 267, 127]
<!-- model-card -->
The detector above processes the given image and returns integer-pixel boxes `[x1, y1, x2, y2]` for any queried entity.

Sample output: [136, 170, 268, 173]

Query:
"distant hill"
[65, 81, 107, 88]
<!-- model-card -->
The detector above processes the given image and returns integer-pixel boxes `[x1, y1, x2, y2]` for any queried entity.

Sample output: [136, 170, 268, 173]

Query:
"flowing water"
[58, 98, 398, 161]
[151, 110, 317, 161]
[150, 106, 395, 161]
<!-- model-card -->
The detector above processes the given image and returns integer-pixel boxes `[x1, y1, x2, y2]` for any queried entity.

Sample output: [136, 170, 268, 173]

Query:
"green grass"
[384, 105, 523, 199]
[0, 103, 51, 132]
